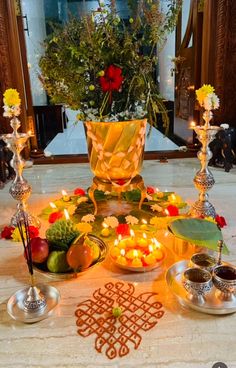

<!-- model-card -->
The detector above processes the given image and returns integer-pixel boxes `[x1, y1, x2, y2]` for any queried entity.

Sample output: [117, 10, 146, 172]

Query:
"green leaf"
[168, 218, 229, 255]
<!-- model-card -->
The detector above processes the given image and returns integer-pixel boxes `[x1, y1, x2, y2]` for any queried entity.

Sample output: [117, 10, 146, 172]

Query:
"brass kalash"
[84, 119, 148, 214]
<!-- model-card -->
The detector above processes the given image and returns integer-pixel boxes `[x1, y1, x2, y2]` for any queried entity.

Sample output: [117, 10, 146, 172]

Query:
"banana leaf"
[168, 218, 229, 255]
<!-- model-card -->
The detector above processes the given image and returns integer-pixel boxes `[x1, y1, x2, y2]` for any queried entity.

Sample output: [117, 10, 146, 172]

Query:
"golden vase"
[84, 119, 147, 183]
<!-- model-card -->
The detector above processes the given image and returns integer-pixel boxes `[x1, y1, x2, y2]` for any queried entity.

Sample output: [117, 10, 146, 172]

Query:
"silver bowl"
[213, 265, 236, 301]
[190, 253, 217, 273]
[183, 268, 213, 305]
[33, 234, 108, 279]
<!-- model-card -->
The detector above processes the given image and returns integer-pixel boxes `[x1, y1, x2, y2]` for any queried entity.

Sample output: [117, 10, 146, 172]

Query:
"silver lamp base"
[7, 284, 60, 323]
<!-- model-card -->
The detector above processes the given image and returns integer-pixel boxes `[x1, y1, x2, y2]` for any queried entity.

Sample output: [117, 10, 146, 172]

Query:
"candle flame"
[102, 222, 108, 228]
[133, 250, 138, 258]
[149, 245, 153, 253]
[164, 231, 169, 237]
[190, 121, 196, 128]
[155, 187, 159, 192]
[141, 219, 147, 224]
[171, 194, 176, 201]
[114, 239, 118, 246]
[49, 202, 57, 209]
[143, 232, 147, 239]
[164, 209, 169, 216]
[64, 209, 70, 220]
[27, 130, 32, 136]
[62, 189, 68, 196]
[130, 229, 135, 237]
[120, 249, 125, 256]
[154, 238, 161, 248]
[118, 234, 122, 241]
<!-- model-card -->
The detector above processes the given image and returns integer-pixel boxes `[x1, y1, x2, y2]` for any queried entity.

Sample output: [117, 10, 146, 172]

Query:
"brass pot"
[84, 119, 147, 182]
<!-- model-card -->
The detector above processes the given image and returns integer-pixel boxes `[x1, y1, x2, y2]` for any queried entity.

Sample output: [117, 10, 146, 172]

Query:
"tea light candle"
[137, 233, 148, 247]
[117, 249, 127, 266]
[64, 209, 70, 220]
[62, 190, 70, 202]
[49, 202, 57, 212]
[140, 219, 148, 230]
[101, 222, 110, 237]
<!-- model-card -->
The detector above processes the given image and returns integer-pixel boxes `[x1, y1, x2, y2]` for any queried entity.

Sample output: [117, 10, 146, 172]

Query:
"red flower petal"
[1, 226, 15, 239]
[166, 205, 179, 216]
[215, 215, 227, 228]
[28, 226, 39, 239]
[116, 224, 130, 236]
[49, 211, 63, 224]
[74, 188, 86, 196]
[100, 65, 124, 93]
[147, 186, 155, 194]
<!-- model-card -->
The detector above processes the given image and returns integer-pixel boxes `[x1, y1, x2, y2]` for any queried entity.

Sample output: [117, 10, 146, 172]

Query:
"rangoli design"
[75, 282, 164, 359]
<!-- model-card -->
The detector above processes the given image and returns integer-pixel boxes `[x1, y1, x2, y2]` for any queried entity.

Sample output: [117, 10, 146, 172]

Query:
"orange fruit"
[66, 243, 93, 271]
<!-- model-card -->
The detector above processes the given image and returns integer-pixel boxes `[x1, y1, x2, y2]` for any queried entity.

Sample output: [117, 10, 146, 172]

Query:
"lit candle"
[27, 130, 32, 136]
[64, 209, 70, 220]
[117, 249, 127, 266]
[49, 202, 57, 212]
[130, 229, 135, 238]
[164, 209, 169, 216]
[140, 219, 148, 230]
[148, 245, 154, 253]
[137, 233, 148, 247]
[61, 190, 70, 202]
[190, 121, 196, 128]
[101, 222, 110, 237]
[170, 194, 176, 203]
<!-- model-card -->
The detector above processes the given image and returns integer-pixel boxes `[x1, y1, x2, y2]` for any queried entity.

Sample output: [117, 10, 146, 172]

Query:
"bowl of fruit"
[109, 233, 166, 272]
[31, 220, 108, 279]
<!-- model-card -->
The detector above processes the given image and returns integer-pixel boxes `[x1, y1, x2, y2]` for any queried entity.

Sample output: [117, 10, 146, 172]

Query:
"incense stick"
[16, 212, 33, 276]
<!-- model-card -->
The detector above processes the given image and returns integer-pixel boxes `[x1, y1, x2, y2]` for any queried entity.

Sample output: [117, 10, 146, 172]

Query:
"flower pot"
[84, 119, 147, 183]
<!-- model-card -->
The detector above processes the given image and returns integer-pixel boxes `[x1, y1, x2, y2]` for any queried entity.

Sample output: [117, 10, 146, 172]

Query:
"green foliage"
[39, 0, 182, 125]
[168, 218, 229, 254]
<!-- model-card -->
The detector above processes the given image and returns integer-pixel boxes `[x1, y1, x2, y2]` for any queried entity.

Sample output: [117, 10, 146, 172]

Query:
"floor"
[45, 120, 179, 155]
[0, 158, 236, 368]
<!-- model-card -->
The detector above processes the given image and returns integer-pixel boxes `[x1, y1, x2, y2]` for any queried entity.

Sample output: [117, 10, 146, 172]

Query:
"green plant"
[39, 0, 182, 127]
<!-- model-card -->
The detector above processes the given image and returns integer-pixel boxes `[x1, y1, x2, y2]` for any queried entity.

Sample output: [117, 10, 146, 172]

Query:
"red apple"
[30, 237, 49, 263]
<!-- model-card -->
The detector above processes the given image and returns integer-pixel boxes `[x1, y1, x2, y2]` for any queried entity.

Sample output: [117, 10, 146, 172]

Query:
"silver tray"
[166, 260, 236, 315]
[7, 284, 60, 323]
[33, 234, 108, 280]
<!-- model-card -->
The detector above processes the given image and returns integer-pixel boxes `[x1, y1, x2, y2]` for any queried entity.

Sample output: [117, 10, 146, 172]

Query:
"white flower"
[220, 123, 229, 130]
[77, 196, 88, 205]
[151, 204, 163, 212]
[211, 93, 220, 109]
[125, 215, 139, 225]
[203, 95, 212, 111]
[104, 216, 119, 228]
[81, 214, 95, 223]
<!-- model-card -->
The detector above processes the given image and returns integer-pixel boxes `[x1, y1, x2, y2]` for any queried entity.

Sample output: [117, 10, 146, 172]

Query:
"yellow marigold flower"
[168, 194, 183, 204]
[155, 191, 164, 199]
[76, 222, 92, 233]
[3, 88, 21, 107]
[204, 216, 216, 224]
[196, 84, 215, 106]
[11, 227, 25, 242]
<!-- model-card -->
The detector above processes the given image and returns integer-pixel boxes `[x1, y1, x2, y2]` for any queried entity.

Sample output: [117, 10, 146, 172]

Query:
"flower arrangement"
[39, 0, 182, 126]
[196, 84, 220, 111]
[2, 88, 21, 118]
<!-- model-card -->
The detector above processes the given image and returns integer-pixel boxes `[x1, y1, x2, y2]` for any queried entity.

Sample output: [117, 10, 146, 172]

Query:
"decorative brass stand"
[0, 117, 40, 227]
[88, 175, 147, 215]
[190, 111, 221, 218]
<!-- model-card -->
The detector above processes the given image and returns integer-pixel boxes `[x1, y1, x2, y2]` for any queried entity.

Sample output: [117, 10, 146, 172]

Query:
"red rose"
[100, 65, 124, 93]
[166, 205, 179, 216]
[28, 226, 39, 239]
[49, 211, 63, 224]
[74, 188, 86, 196]
[1, 226, 14, 239]
[116, 179, 126, 186]
[215, 215, 227, 228]
[116, 224, 130, 236]
[147, 186, 155, 194]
